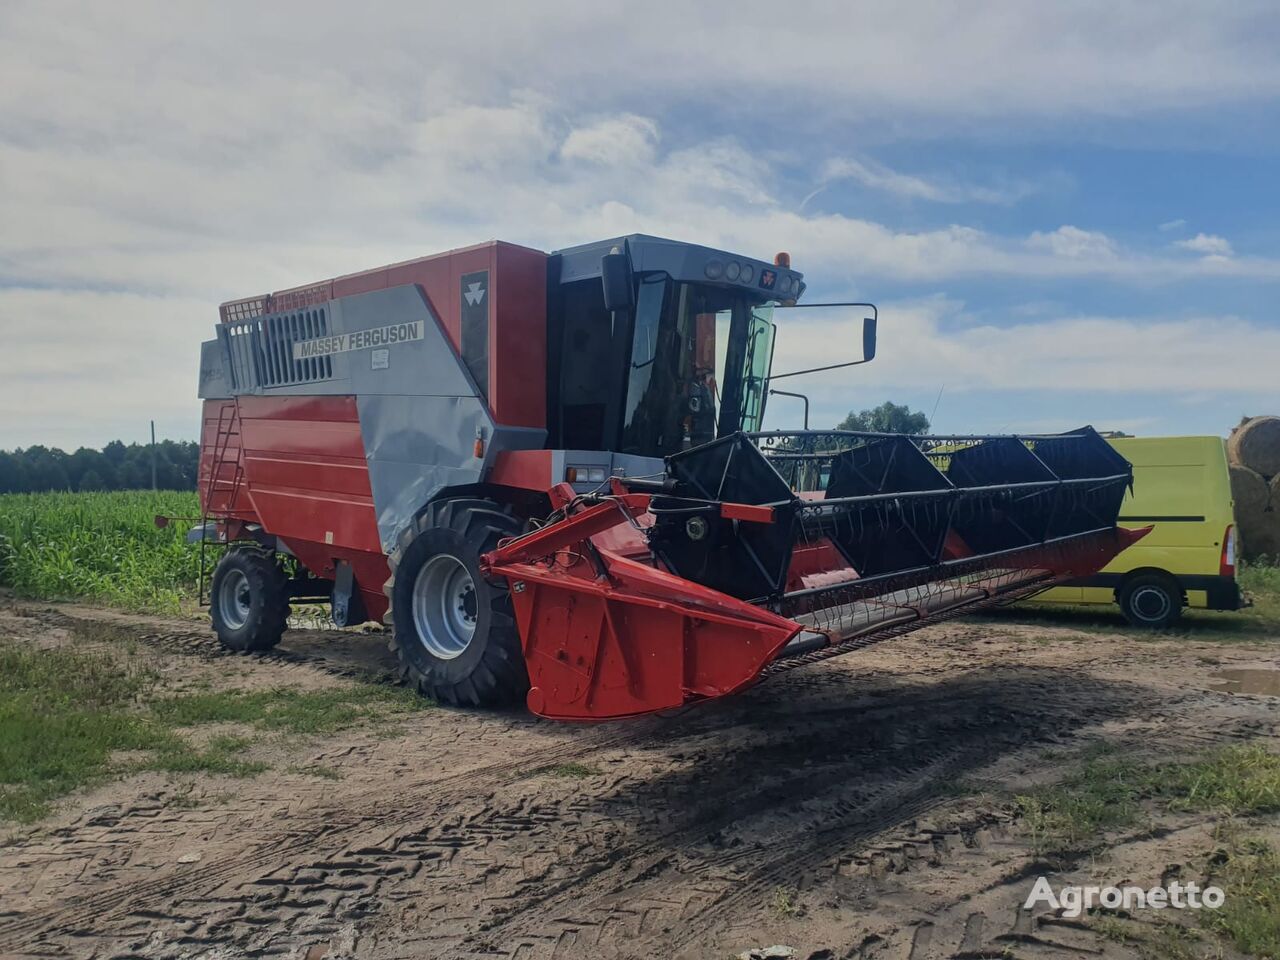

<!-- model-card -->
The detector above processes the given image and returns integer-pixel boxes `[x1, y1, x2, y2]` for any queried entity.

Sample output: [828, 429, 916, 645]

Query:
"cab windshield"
[620, 277, 775, 457]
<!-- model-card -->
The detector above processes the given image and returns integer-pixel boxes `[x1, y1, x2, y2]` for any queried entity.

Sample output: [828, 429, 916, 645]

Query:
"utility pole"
[150, 420, 157, 491]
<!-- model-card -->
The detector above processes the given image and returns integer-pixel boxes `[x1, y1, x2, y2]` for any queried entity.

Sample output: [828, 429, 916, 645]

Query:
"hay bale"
[1233, 465, 1276, 561]
[1239, 510, 1280, 562]
[1227, 415, 1280, 477]
[1230, 464, 1271, 517]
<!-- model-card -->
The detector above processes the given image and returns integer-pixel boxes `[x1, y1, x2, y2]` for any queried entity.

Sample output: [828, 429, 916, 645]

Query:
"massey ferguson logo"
[463, 281, 486, 307]
[292, 320, 424, 360]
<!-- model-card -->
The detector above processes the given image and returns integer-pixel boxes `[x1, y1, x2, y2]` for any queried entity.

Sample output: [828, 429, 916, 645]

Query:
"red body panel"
[489, 449, 555, 490]
[225, 241, 548, 431]
[483, 494, 802, 720]
[200, 395, 390, 619]
[208, 241, 551, 623]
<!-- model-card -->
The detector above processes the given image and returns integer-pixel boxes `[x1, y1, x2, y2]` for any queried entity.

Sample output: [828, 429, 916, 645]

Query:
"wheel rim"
[412, 554, 478, 660]
[219, 568, 252, 630]
[1131, 585, 1172, 623]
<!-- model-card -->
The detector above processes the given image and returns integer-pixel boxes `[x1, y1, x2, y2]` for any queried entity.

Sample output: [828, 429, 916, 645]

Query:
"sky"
[1, 0, 1279, 449]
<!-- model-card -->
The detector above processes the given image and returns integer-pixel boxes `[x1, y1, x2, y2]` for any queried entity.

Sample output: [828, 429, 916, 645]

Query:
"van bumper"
[1187, 575, 1247, 611]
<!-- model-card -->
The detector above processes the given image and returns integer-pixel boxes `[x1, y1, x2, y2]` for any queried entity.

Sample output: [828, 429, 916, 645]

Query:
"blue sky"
[1, 1, 1278, 447]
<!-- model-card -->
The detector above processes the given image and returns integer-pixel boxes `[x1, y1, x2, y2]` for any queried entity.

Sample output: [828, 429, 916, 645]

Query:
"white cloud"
[765, 297, 1280, 432]
[1175, 233, 1234, 258]
[1158, 218, 1187, 232]
[818, 157, 1036, 205]
[561, 115, 659, 167]
[0, 288, 205, 448]
[1026, 225, 1117, 260]
[1, 1, 1279, 447]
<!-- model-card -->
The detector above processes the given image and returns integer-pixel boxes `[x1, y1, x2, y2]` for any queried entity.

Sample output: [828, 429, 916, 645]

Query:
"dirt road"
[1, 600, 1277, 960]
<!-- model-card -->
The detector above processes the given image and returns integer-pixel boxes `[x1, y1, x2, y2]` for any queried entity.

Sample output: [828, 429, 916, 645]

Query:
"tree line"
[0, 402, 932, 495]
[0, 440, 201, 494]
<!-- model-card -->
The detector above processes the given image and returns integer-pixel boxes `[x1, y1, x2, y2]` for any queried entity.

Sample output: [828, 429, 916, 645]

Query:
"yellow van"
[1031, 435, 1242, 627]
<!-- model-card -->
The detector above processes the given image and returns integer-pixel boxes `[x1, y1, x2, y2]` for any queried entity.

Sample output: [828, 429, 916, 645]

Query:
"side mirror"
[601, 250, 634, 312]
[763, 301, 879, 384]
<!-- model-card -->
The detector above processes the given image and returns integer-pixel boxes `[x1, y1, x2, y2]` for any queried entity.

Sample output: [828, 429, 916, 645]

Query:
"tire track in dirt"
[0, 605, 662, 956]
[464, 673, 1145, 960]
[0, 723, 656, 957]
[5, 603, 1267, 960]
[41, 669, 1155, 959]
[19, 606, 399, 685]
[452, 678, 1271, 959]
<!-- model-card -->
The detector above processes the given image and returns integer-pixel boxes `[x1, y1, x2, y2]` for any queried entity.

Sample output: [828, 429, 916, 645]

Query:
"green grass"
[1085, 831, 1280, 960]
[1241, 563, 1280, 629]
[0, 490, 201, 612]
[1203, 834, 1280, 959]
[0, 640, 430, 823]
[148, 734, 268, 777]
[770, 885, 800, 918]
[546, 761, 601, 779]
[0, 644, 169, 821]
[152, 685, 431, 735]
[1015, 744, 1280, 856]
[1020, 747, 1280, 957]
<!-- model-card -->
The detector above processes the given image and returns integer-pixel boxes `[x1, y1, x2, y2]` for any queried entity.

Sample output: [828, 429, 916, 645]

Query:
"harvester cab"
[545, 235, 822, 462]
[195, 233, 1145, 720]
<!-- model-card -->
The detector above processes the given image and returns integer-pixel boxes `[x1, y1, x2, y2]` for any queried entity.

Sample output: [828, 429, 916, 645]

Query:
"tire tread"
[385, 498, 528, 707]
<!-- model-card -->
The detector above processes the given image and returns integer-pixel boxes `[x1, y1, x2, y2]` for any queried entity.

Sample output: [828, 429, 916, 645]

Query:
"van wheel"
[1118, 573, 1182, 629]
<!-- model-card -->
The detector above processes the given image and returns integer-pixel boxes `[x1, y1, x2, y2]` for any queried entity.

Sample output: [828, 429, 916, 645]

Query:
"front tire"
[210, 546, 289, 652]
[386, 499, 528, 706]
[1118, 572, 1183, 629]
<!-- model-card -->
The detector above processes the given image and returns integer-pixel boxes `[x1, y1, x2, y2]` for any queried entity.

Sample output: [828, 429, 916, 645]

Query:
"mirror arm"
[766, 357, 869, 383]
[765, 302, 877, 383]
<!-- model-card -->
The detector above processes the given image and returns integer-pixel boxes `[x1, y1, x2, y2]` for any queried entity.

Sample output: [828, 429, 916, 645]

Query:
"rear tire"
[1118, 572, 1183, 629]
[386, 499, 528, 707]
[210, 546, 289, 652]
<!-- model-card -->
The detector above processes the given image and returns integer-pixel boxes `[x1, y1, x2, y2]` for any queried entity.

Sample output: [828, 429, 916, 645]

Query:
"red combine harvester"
[194, 234, 1143, 720]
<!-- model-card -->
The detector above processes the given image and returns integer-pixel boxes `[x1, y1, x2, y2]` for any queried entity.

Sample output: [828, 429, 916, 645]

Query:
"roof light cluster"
[705, 258, 798, 293]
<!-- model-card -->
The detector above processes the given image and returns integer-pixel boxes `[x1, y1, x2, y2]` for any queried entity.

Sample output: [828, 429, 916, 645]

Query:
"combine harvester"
[192, 235, 1143, 720]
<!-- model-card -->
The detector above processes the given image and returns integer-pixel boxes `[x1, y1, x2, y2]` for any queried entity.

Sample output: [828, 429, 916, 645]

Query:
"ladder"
[204, 401, 244, 516]
[199, 401, 245, 605]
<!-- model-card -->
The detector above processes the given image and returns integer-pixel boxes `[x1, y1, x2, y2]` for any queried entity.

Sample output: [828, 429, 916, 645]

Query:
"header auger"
[193, 234, 1144, 720]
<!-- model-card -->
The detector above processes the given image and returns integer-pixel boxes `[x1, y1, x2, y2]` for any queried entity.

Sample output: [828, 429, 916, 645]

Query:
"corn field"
[0, 491, 202, 613]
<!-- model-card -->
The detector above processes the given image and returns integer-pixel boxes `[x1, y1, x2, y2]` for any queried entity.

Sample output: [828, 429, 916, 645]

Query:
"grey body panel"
[197, 340, 233, 399]
[200, 284, 545, 554]
[357, 392, 542, 551]
[552, 233, 805, 300]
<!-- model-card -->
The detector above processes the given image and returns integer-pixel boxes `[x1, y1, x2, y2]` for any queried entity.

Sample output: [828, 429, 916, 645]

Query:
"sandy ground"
[0, 600, 1277, 960]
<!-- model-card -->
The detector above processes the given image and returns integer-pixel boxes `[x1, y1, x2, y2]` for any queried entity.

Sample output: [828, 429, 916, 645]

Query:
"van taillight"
[1220, 524, 1237, 577]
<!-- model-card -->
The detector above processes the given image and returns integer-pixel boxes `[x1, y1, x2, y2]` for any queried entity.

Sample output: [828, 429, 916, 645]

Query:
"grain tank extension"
[194, 235, 1144, 720]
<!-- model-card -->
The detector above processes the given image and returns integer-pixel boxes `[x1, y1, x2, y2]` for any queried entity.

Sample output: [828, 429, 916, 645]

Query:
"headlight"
[740, 264, 754, 283]
[705, 260, 724, 279]
[725, 261, 741, 281]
